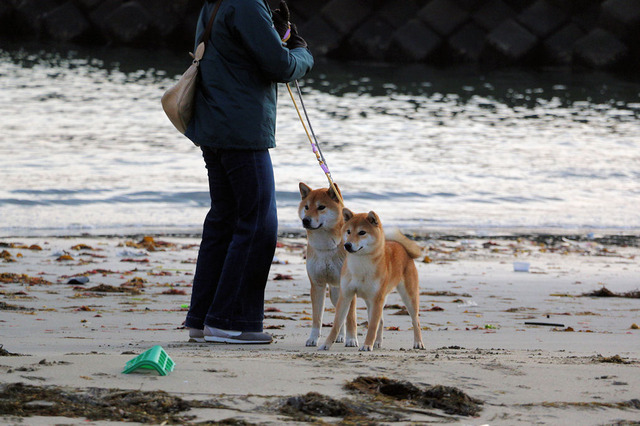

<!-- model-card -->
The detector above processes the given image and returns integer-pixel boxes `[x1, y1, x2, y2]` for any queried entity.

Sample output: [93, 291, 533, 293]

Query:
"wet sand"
[1, 234, 638, 424]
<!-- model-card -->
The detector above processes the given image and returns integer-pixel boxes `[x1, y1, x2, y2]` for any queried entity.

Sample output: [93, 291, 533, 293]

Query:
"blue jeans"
[185, 147, 277, 332]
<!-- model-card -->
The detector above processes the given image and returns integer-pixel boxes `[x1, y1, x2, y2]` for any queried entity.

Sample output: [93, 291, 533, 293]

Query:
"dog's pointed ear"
[299, 182, 311, 199]
[328, 183, 342, 203]
[342, 208, 354, 222]
[367, 211, 380, 227]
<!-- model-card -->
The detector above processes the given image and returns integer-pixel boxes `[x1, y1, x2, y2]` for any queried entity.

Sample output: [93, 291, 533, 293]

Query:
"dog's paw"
[306, 328, 320, 347]
[374, 341, 382, 349]
[334, 335, 345, 343]
[317, 344, 331, 351]
[345, 337, 358, 347]
[359, 345, 373, 352]
[413, 341, 425, 350]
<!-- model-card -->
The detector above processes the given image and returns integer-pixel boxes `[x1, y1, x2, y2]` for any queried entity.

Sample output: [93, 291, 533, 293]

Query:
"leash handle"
[286, 82, 344, 206]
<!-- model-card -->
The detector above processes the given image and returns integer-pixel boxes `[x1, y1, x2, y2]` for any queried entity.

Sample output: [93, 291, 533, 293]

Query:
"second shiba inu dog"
[299, 182, 357, 347]
[319, 209, 425, 351]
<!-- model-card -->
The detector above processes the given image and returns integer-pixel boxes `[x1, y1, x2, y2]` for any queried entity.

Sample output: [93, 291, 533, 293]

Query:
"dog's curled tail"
[385, 228, 422, 259]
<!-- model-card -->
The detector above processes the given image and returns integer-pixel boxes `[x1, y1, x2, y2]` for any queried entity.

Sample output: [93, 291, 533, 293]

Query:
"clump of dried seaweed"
[84, 284, 141, 295]
[0, 383, 223, 423]
[0, 301, 33, 311]
[594, 355, 633, 364]
[0, 273, 52, 285]
[0, 345, 24, 357]
[279, 392, 365, 421]
[582, 287, 640, 298]
[345, 376, 483, 417]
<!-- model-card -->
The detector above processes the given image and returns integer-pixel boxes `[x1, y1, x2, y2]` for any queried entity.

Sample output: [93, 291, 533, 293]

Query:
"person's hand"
[287, 24, 307, 50]
[272, 0, 291, 42]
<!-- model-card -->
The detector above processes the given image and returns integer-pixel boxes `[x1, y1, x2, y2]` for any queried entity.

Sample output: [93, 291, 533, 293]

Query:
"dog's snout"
[302, 217, 311, 228]
[344, 242, 353, 252]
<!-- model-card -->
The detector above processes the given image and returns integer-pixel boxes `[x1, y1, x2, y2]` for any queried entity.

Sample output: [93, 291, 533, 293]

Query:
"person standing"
[184, 0, 313, 343]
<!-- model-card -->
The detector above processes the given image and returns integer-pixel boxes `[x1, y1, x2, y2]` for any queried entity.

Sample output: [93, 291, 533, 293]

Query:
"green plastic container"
[122, 345, 175, 376]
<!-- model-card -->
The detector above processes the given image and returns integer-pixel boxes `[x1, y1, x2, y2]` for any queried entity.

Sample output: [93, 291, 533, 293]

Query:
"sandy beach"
[1, 233, 638, 425]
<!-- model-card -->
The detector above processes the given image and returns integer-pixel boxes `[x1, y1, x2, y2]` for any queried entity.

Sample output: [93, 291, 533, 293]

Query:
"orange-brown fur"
[319, 209, 424, 351]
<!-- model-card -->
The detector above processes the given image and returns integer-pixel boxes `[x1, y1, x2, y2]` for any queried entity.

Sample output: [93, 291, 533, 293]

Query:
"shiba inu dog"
[299, 182, 357, 347]
[319, 209, 425, 351]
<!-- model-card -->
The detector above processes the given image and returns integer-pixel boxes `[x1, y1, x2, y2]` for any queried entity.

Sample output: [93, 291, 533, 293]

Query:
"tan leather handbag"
[161, 0, 222, 135]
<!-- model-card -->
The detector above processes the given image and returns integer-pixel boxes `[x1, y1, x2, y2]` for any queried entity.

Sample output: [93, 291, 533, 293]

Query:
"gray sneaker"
[188, 328, 205, 343]
[204, 326, 273, 344]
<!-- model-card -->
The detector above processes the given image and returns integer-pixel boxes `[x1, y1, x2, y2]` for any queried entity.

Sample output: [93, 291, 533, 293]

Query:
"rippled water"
[1, 42, 639, 237]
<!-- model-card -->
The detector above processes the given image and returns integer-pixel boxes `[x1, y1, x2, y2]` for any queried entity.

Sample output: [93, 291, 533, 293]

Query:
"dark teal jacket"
[185, 0, 314, 149]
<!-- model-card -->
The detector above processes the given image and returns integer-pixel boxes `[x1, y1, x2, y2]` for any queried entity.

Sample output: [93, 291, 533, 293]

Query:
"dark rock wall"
[1, 0, 639, 71]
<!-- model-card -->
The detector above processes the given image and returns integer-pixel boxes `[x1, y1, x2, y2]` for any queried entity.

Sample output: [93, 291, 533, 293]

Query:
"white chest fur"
[306, 232, 345, 287]
[342, 255, 381, 298]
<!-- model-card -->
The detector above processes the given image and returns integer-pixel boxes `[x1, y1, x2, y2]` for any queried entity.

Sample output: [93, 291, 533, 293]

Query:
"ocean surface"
[1, 42, 639, 237]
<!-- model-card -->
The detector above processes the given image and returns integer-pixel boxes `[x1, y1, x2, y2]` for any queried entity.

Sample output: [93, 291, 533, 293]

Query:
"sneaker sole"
[188, 337, 206, 343]
[204, 335, 272, 344]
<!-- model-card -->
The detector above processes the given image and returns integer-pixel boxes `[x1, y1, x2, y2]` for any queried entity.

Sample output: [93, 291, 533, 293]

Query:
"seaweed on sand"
[280, 392, 365, 421]
[594, 355, 633, 364]
[84, 284, 141, 294]
[582, 287, 640, 298]
[0, 301, 33, 311]
[0, 345, 24, 356]
[0, 382, 223, 423]
[0, 273, 52, 285]
[345, 376, 483, 417]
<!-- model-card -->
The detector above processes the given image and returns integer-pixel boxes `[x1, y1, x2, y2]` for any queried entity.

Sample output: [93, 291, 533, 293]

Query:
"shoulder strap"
[200, 0, 223, 45]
